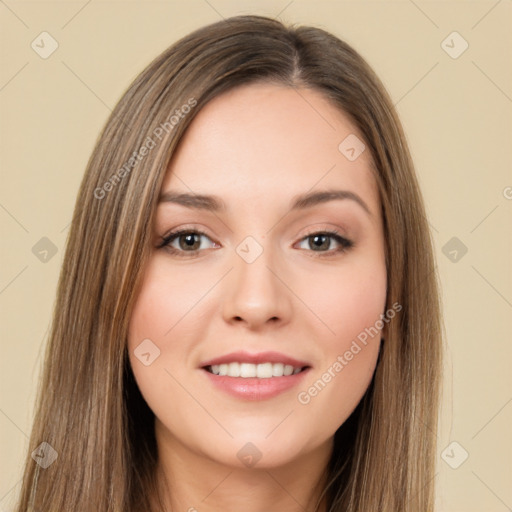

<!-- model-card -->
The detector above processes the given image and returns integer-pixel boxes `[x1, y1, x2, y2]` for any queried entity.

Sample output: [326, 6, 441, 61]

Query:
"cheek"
[294, 256, 386, 427]
[300, 257, 387, 347]
[127, 255, 224, 412]
[127, 260, 191, 403]
[128, 256, 206, 348]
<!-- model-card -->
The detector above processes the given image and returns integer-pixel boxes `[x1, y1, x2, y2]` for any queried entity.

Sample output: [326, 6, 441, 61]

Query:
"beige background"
[1, 1, 511, 510]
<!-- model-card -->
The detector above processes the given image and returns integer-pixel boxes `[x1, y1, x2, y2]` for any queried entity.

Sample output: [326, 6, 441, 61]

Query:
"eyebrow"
[159, 189, 372, 216]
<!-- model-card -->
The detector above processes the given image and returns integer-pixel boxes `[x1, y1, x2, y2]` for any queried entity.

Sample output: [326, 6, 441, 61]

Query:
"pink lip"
[201, 367, 311, 401]
[199, 350, 310, 368]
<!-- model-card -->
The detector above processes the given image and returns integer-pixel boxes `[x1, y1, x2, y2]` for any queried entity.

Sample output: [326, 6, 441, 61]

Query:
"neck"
[153, 420, 332, 512]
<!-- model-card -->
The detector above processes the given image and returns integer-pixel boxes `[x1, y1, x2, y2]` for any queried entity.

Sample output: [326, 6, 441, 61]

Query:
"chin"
[202, 431, 314, 470]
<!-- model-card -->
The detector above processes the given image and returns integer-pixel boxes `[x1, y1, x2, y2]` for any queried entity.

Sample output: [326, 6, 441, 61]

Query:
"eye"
[158, 229, 217, 257]
[157, 228, 354, 258]
[295, 229, 353, 257]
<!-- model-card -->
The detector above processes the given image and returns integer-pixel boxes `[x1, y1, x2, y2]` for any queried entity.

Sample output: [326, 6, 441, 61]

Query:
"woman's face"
[128, 83, 387, 469]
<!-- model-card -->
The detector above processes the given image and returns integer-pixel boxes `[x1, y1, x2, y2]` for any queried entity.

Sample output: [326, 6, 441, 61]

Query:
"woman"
[15, 14, 443, 512]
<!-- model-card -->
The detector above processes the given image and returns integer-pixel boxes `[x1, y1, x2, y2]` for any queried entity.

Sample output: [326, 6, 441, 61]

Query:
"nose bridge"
[221, 233, 292, 328]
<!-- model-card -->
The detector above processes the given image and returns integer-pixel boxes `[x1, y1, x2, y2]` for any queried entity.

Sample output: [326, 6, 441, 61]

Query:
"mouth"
[199, 351, 312, 400]
[203, 362, 309, 378]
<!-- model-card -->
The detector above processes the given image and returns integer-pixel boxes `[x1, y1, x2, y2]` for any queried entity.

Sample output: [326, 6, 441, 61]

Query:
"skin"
[128, 83, 387, 512]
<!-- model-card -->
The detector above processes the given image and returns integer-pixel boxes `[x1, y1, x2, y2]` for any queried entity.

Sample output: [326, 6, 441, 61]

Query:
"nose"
[221, 246, 293, 330]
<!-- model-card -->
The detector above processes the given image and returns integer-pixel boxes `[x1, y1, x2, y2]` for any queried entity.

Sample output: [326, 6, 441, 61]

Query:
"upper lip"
[200, 350, 311, 369]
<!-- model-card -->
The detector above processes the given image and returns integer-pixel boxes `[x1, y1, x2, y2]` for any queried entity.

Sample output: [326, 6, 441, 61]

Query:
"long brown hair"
[15, 14, 443, 512]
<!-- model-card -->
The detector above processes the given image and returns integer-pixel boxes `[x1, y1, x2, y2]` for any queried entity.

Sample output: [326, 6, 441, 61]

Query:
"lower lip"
[201, 368, 311, 401]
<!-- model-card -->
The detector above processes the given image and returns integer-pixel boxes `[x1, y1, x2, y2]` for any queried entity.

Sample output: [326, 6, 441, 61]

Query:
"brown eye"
[307, 234, 331, 251]
[176, 233, 202, 251]
[158, 229, 216, 257]
[297, 231, 353, 255]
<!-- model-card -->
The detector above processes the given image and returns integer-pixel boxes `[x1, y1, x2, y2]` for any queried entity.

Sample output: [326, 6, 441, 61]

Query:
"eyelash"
[157, 227, 354, 259]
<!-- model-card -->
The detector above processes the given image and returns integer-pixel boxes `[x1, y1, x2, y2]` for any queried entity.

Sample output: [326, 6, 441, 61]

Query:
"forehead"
[163, 83, 379, 216]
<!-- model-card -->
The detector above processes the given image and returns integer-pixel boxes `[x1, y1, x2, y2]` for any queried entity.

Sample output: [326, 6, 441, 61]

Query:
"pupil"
[311, 234, 328, 250]
[182, 234, 198, 249]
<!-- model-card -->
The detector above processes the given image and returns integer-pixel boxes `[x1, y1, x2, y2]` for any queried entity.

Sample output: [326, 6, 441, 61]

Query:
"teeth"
[240, 363, 256, 378]
[208, 362, 303, 378]
[228, 362, 240, 377]
[256, 362, 273, 378]
[272, 363, 284, 376]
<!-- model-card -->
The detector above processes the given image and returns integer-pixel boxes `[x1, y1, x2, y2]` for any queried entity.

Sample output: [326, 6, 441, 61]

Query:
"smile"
[205, 362, 304, 378]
